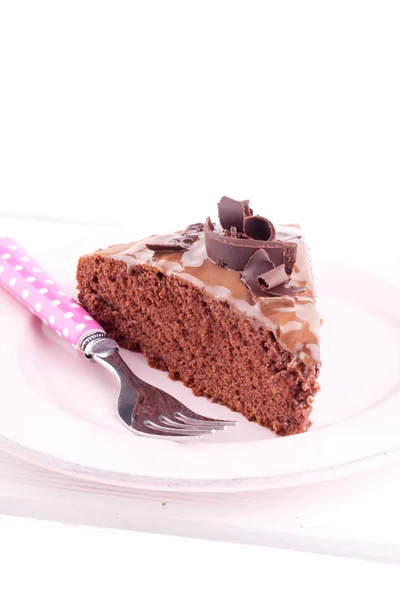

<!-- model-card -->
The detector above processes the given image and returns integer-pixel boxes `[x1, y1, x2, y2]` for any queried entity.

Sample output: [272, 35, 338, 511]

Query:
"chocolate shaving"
[241, 249, 307, 300]
[218, 196, 253, 232]
[183, 223, 204, 234]
[146, 223, 203, 253]
[243, 215, 276, 241]
[241, 249, 274, 300]
[146, 241, 184, 252]
[265, 283, 308, 298]
[205, 216, 214, 231]
[204, 217, 297, 272]
[258, 264, 289, 290]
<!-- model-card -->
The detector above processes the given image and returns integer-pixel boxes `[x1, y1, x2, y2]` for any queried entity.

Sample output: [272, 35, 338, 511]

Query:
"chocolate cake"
[77, 197, 321, 435]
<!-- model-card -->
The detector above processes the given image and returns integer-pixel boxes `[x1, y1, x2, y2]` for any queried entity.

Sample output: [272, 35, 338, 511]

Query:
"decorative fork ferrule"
[80, 332, 119, 358]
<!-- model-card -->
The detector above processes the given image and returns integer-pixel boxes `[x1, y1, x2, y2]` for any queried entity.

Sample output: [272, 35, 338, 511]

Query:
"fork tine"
[144, 420, 217, 436]
[159, 415, 226, 431]
[90, 345, 238, 440]
[175, 412, 238, 427]
[133, 422, 204, 439]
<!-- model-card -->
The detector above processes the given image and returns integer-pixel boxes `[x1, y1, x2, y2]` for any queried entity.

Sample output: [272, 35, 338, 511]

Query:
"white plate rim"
[1, 433, 400, 492]
[1, 248, 400, 492]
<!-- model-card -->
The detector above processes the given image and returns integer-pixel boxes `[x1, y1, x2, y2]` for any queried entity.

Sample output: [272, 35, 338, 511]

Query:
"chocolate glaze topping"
[108, 201, 320, 365]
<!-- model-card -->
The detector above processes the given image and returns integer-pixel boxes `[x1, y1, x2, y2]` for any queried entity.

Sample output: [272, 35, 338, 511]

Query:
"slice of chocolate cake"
[77, 197, 321, 435]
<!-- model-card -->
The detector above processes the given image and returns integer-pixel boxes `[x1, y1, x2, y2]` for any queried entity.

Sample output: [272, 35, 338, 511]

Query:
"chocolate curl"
[146, 240, 183, 252]
[241, 249, 307, 300]
[265, 282, 308, 298]
[243, 215, 276, 241]
[258, 264, 289, 290]
[204, 218, 297, 272]
[218, 196, 253, 232]
[146, 223, 203, 252]
[205, 216, 214, 231]
[184, 223, 204, 234]
[240, 249, 275, 300]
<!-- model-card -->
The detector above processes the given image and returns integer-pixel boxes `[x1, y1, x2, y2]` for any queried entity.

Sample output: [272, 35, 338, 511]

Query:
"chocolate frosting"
[105, 222, 320, 367]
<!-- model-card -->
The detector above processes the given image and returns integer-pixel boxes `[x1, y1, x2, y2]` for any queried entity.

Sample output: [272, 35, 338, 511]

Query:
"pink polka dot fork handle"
[0, 236, 105, 351]
[0, 237, 239, 438]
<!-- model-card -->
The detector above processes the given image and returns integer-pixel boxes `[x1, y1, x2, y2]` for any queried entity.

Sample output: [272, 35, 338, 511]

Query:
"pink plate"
[0, 245, 400, 491]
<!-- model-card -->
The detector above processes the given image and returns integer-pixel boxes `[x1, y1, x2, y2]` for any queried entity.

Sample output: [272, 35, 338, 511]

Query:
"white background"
[1, 1, 400, 597]
[1, 1, 399, 241]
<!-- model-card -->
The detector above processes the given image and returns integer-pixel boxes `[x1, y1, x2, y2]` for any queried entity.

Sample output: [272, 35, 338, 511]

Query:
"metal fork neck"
[80, 331, 119, 359]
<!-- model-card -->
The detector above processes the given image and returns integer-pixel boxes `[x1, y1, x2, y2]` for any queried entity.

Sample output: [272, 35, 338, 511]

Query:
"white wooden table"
[1, 217, 400, 566]
[2, 516, 399, 600]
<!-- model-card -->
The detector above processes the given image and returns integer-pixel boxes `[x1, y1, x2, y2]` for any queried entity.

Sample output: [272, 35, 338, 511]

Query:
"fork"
[0, 237, 238, 440]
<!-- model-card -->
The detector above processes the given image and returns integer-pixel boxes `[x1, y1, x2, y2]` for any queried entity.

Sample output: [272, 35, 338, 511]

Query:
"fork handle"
[0, 236, 105, 348]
